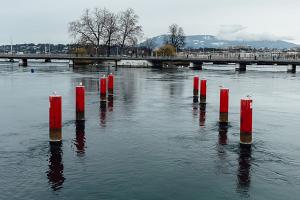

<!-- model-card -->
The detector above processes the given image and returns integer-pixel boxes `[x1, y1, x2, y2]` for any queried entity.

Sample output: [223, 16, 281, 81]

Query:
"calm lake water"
[0, 61, 300, 200]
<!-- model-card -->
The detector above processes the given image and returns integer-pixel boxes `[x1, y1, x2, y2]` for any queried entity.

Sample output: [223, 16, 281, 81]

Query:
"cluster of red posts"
[49, 74, 252, 146]
[49, 74, 115, 142]
[193, 76, 253, 146]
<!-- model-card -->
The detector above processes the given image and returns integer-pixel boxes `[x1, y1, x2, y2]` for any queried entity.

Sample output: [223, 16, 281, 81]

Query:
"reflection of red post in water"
[219, 88, 229, 127]
[240, 99, 253, 145]
[219, 129, 228, 145]
[108, 74, 114, 101]
[193, 76, 199, 103]
[100, 76, 107, 108]
[199, 110, 206, 127]
[108, 100, 114, 112]
[200, 79, 207, 110]
[47, 142, 65, 191]
[100, 107, 106, 127]
[192, 104, 198, 118]
[49, 94, 62, 142]
[237, 146, 251, 188]
[75, 126, 85, 155]
[76, 84, 85, 122]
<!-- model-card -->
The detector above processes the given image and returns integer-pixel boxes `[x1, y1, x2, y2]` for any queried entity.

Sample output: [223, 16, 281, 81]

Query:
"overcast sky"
[1, 0, 300, 44]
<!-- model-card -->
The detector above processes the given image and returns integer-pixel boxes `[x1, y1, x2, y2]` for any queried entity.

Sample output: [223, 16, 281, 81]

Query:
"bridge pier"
[69, 60, 74, 68]
[236, 63, 247, 72]
[190, 62, 203, 70]
[150, 60, 163, 69]
[114, 60, 118, 71]
[45, 58, 51, 63]
[287, 64, 296, 73]
[20, 59, 28, 67]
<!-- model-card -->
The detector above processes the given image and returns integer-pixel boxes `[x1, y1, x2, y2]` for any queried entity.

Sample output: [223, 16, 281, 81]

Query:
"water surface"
[0, 62, 299, 199]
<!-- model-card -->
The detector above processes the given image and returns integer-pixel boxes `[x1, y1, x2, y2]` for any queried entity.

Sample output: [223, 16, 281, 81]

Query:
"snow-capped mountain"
[141, 35, 298, 49]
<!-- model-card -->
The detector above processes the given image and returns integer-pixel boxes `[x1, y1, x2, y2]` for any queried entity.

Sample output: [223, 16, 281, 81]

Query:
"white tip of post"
[53, 91, 57, 95]
[246, 94, 252, 99]
[79, 82, 82, 86]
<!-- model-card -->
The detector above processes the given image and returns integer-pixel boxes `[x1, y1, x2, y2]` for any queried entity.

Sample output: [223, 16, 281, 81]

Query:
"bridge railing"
[0, 52, 299, 62]
[177, 52, 300, 61]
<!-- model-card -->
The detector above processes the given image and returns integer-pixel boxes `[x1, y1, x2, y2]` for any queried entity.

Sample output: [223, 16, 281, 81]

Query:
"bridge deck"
[0, 54, 300, 66]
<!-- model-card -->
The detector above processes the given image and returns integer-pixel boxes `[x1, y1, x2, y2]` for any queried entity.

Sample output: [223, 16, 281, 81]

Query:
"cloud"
[218, 25, 246, 35]
[217, 25, 293, 41]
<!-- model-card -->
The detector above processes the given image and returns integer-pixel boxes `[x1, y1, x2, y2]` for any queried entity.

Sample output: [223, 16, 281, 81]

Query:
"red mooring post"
[49, 94, 62, 142]
[240, 99, 253, 145]
[108, 74, 114, 101]
[200, 79, 207, 110]
[76, 84, 85, 122]
[100, 76, 107, 108]
[219, 88, 229, 127]
[193, 76, 199, 103]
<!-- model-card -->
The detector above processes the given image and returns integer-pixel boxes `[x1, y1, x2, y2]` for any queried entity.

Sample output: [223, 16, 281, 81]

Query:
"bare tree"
[118, 8, 143, 52]
[103, 11, 119, 56]
[142, 37, 157, 55]
[165, 24, 186, 50]
[69, 7, 143, 56]
[69, 8, 108, 55]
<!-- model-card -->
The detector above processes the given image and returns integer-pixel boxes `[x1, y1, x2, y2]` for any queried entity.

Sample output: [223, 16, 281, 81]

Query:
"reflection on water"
[169, 82, 184, 97]
[218, 128, 228, 145]
[216, 131, 229, 176]
[47, 142, 65, 191]
[192, 103, 198, 119]
[100, 105, 107, 127]
[108, 99, 114, 112]
[237, 145, 252, 196]
[74, 121, 86, 155]
[120, 70, 137, 105]
[199, 109, 206, 127]
[1, 65, 300, 199]
[73, 77, 99, 93]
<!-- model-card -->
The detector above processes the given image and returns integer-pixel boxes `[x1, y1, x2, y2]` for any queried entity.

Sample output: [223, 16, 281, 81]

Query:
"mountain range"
[141, 35, 299, 49]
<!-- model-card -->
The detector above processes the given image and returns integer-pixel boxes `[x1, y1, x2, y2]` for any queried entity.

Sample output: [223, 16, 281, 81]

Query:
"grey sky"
[1, 0, 300, 44]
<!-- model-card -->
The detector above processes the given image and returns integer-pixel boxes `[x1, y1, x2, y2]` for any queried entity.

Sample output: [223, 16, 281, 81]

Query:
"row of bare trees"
[69, 8, 143, 56]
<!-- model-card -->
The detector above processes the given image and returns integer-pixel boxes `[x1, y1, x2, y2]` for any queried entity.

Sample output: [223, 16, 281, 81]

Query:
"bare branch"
[68, 7, 143, 56]
[118, 8, 143, 49]
[103, 11, 119, 56]
[165, 24, 186, 49]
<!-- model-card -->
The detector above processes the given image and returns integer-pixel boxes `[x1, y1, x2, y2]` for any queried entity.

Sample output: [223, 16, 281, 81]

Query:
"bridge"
[0, 53, 299, 73]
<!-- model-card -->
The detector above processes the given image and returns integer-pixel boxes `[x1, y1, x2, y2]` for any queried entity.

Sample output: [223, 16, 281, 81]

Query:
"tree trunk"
[107, 42, 111, 57]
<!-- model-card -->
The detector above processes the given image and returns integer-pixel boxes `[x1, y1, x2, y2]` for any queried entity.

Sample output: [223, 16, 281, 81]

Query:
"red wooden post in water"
[193, 76, 199, 103]
[100, 76, 107, 108]
[219, 88, 229, 127]
[240, 98, 253, 145]
[108, 74, 114, 101]
[200, 79, 207, 110]
[49, 94, 62, 142]
[76, 83, 85, 122]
